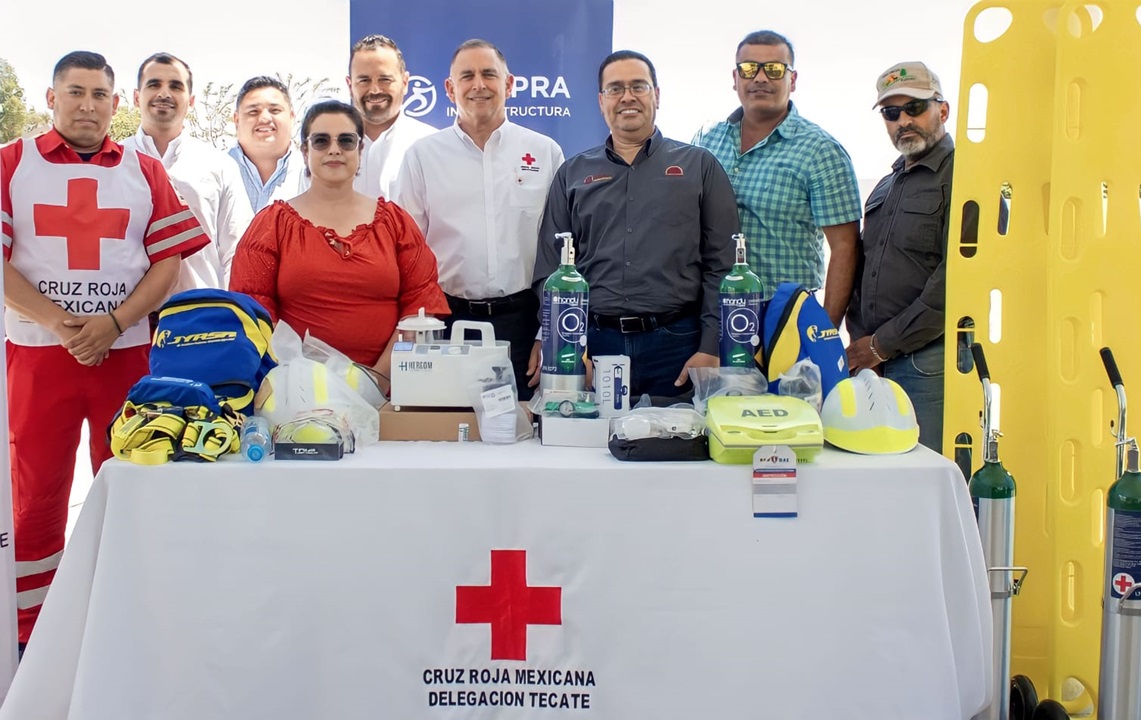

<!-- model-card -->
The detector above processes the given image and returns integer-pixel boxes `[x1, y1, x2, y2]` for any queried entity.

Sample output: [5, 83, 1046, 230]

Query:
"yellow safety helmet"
[821, 369, 919, 454]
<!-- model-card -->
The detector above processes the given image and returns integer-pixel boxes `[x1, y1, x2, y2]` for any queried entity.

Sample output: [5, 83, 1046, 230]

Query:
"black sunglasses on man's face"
[879, 98, 942, 122]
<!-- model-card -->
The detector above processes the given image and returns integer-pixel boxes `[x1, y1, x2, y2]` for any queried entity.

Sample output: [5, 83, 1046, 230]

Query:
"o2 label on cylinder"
[1111, 510, 1141, 599]
[541, 292, 588, 376]
[719, 295, 761, 367]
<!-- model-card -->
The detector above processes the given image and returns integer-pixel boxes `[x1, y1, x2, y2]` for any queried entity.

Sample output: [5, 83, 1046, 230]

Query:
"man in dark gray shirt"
[846, 61, 954, 452]
[531, 50, 738, 398]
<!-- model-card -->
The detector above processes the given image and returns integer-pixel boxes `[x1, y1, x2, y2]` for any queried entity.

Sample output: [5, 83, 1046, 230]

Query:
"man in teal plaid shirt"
[693, 30, 861, 327]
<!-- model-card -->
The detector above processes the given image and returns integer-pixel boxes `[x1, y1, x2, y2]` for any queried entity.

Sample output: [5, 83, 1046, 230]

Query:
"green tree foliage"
[108, 93, 140, 141]
[0, 57, 50, 142]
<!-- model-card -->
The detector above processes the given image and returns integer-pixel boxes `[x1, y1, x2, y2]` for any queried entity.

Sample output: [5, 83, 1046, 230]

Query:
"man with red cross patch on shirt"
[0, 50, 208, 651]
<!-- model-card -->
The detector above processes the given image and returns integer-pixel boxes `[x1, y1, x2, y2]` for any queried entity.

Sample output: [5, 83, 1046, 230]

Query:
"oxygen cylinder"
[540, 232, 589, 394]
[1098, 347, 1141, 720]
[969, 343, 1017, 720]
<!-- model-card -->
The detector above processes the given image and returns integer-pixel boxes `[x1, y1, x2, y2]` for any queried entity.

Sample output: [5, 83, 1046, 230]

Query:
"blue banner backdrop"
[349, 0, 613, 157]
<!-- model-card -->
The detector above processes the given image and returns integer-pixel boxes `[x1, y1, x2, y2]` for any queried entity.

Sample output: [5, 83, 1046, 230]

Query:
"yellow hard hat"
[821, 369, 919, 454]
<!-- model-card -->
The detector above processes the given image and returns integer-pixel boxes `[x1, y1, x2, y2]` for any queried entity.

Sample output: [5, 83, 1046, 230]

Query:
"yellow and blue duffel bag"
[150, 289, 276, 414]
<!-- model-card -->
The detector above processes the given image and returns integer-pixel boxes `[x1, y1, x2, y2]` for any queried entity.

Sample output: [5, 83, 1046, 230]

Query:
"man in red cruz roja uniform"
[0, 51, 208, 651]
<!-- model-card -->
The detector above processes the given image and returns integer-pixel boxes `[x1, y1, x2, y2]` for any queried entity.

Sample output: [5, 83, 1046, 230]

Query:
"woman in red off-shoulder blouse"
[229, 100, 448, 394]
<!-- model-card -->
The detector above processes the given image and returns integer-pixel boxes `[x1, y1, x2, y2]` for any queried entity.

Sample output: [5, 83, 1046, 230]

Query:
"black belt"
[446, 290, 536, 318]
[591, 306, 697, 334]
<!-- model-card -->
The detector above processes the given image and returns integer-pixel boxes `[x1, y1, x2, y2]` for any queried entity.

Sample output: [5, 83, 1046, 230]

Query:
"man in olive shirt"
[846, 61, 955, 452]
[532, 50, 737, 398]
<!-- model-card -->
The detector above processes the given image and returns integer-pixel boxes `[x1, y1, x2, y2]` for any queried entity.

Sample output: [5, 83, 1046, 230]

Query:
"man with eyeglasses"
[346, 35, 435, 199]
[533, 50, 737, 399]
[693, 30, 860, 327]
[122, 53, 253, 287]
[393, 39, 563, 401]
[845, 61, 956, 453]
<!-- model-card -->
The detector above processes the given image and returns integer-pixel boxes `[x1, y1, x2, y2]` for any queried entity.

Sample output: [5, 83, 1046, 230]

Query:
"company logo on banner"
[424, 549, 597, 711]
[349, 0, 613, 157]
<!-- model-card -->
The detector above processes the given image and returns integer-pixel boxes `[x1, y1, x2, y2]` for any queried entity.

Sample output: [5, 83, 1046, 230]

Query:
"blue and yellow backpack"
[758, 283, 849, 399]
[150, 289, 277, 413]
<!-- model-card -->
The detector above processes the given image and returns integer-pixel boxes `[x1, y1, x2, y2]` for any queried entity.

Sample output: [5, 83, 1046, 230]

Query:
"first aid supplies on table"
[389, 311, 510, 409]
[719, 233, 764, 369]
[705, 394, 824, 464]
[540, 232, 589, 395]
[150, 289, 277, 413]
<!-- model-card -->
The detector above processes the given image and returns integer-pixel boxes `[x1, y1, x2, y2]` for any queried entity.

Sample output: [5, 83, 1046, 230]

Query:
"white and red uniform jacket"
[1, 130, 209, 345]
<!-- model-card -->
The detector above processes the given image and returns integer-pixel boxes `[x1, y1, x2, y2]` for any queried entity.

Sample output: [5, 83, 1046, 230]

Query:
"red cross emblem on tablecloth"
[34, 178, 130, 271]
[1114, 572, 1135, 595]
[521, 153, 537, 166]
[456, 549, 562, 661]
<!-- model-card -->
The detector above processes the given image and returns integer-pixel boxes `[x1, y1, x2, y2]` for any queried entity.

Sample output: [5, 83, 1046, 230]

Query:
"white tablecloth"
[0, 442, 992, 720]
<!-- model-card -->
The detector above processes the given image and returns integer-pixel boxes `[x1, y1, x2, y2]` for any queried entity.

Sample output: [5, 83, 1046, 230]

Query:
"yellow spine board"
[946, 0, 1063, 699]
[1042, 2, 1141, 712]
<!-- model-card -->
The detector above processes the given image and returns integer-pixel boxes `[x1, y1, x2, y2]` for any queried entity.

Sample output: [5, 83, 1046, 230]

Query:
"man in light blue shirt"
[227, 76, 305, 213]
[693, 30, 860, 326]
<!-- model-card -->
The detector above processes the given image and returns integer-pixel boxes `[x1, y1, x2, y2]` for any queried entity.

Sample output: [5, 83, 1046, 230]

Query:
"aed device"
[705, 395, 824, 464]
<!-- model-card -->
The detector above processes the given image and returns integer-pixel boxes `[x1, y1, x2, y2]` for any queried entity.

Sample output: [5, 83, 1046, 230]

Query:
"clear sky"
[1, 0, 977, 186]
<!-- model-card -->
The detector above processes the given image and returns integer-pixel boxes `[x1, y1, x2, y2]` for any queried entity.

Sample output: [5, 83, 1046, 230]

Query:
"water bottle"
[241, 415, 272, 462]
[719, 233, 764, 368]
[540, 232, 589, 394]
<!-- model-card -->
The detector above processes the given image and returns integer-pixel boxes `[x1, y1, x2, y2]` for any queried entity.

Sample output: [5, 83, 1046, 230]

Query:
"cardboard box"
[380, 404, 481, 442]
[379, 403, 534, 442]
[540, 415, 612, 448]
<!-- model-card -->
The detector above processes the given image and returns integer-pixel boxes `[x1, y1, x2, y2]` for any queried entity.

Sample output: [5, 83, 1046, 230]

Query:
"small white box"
[592, 355, 631, 417]
[540, 416, 612, 448]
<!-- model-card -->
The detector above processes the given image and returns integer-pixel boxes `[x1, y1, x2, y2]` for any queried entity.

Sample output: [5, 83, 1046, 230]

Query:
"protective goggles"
[306, 132, 361, 151]
[274, 411, 356, 452]
[735, 61, 792, 81]
[878, 98, 941, 122]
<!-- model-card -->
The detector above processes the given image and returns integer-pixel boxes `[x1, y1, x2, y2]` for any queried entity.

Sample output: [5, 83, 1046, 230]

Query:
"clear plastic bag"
[298, 332, 386, 409]
[609, 404, 705, 440]
[687, 366, 769, 415]
[532, 389, 598, 418]
[467, 360, 533, 444]
[255, 321, 380, 446]
[777, 359, 823, 412]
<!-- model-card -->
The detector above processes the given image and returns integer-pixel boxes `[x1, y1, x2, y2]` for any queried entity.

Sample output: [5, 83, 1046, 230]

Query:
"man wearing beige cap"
[845, 61, 957, 452]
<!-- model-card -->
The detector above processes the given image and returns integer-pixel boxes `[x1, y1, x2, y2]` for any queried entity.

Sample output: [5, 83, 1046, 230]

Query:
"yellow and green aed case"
[705, 395, 823, 464]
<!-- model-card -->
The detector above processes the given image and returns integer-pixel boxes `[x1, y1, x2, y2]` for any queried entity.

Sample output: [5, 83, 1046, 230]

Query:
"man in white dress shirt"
[122, 53, 253, 288]
[393, 39, 564, 400]
[347, 35, 436, 199]
[227, 76, 305, 213]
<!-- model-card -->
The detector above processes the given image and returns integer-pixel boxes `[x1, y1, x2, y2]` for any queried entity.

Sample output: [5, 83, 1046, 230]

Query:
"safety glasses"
[879, 98, 940, 122]
[306, 132, 361, 151]
[735, 61, 792, 81]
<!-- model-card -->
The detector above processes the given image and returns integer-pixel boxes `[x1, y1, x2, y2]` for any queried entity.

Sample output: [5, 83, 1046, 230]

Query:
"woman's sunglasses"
[306, 132, 361, 151]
